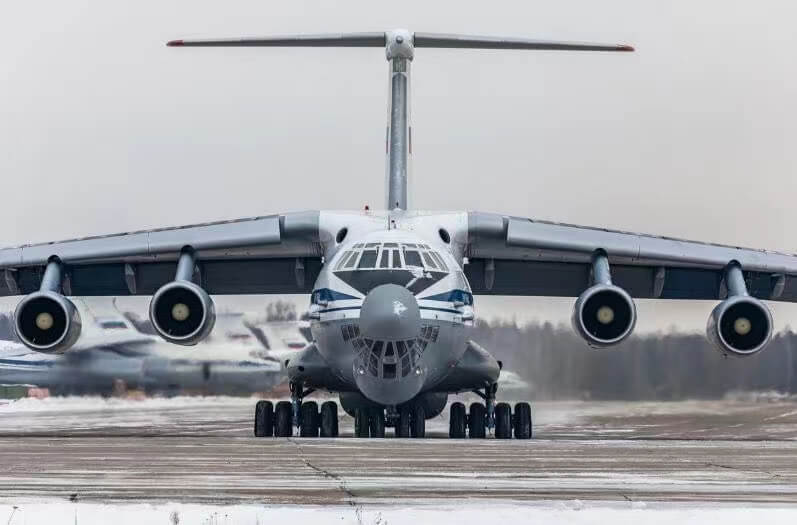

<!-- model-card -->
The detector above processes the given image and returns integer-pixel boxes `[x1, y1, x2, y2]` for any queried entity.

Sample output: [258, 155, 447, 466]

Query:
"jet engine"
[14, 291, 82, 354]
[571, 251, 636, 348]
[148, 249, 215, 345]
[149, 280, 216, 345]
[707, 295, 772, 357]
[572, 283, 637, 348]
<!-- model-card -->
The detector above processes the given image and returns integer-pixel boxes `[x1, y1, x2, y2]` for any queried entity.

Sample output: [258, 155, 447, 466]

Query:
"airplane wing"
[0, 211, 322, 296]
[465, 211, 797, 301]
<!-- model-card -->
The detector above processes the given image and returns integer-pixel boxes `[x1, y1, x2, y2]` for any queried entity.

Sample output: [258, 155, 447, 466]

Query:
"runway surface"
[2, 394, 797, 508]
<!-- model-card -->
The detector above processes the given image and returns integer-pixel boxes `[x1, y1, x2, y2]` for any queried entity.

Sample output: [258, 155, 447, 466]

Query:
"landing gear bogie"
[514, 401, 532, 439]
[494, 402, 512, 439]
[468, 402, 486, 439]
[320, 401, 339, 438]
[274, 400, 293, 437]
[299, 400, 320, 437]
[254, 392, 533, 439]
[448, 401, 466, 438]
[396, 405, 411, 437]
[254, 400, 274, 437]
[369, 407, 386, 438]
[410, 404, 425, 438]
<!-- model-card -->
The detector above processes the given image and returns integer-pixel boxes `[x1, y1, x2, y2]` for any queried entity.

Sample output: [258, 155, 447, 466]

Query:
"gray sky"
[2, 0, 797, 332]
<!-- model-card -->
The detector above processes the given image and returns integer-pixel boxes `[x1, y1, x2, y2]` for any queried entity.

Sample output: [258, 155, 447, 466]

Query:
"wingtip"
[166, 40, 184, 47]
[619, 44, 635, 52]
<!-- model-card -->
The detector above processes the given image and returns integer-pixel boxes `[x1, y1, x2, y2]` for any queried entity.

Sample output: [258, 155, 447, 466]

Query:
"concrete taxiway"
[1, 395, 797, 505]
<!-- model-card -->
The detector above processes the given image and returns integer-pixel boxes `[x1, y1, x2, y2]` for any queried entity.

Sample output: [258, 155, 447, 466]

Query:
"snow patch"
[3, 501, 797, 525]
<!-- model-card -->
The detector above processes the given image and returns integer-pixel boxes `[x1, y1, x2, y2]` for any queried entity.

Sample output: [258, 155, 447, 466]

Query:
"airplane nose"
[354, 284, 424, 406]
[359, 284, 421, 341]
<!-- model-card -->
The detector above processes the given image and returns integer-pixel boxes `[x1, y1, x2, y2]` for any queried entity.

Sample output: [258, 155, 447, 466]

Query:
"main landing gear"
[449, 383, 532, 439]
[254, 381, 532, 439]
[253, 382, 341, 438]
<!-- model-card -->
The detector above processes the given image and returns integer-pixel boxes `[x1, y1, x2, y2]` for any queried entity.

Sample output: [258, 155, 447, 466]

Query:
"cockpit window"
[403, 249, 423, 268]
[336, 251, 353, 270]
[391, 249, 401, 268]
[344, 251, 359, 269]
[431, 252, 448, 271]
[358, 250, 378, 269]
[336, 242, 449, 274]
[422, 252, 438, 270]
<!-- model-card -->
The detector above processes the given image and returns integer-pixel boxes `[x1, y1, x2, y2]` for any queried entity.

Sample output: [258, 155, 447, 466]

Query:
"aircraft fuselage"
[297, 212, 492, 407]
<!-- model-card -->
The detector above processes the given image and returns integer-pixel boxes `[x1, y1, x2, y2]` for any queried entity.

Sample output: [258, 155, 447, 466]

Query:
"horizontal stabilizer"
[167, 31, 633, 52]
[167, 32, 385, 47]
[413, 32, 633, 52]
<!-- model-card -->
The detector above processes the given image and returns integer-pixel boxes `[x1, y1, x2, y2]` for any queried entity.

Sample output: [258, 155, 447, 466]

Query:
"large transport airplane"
[0, 29, 794, 439]
[0, 304, 286, 395]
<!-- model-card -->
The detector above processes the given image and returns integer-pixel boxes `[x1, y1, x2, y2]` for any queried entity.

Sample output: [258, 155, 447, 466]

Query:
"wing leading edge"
[0, 211, 322, 297]
[466, 212, 797, 302]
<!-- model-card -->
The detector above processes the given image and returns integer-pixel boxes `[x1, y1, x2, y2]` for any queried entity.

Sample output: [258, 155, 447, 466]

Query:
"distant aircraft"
[0, 29, 791, 440]
[0, 303, 286, 395]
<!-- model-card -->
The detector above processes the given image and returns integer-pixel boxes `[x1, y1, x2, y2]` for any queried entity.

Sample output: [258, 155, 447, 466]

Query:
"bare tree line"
[474, 319, 797, 400]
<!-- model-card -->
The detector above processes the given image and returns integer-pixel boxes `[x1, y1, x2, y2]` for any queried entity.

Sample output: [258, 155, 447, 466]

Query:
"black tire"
[369, 407, 386, 438]
[320, 401, 339, 438]
[410, 404, 426, 438]
[449, 402, 466, 439]
[514, 402, 532, 439]
[396, 405, 411, 438]
[299, 401, 319, 438]
[495, 402, 512, 439]
[274, 401, 293, 437]
[254, 400, 274, 437]
[468, 402, 486, 439]
[354, 408, 370, 438]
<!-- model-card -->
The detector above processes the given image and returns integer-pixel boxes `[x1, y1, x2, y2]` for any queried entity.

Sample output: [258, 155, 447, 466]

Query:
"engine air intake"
[14, 291, 82, 354]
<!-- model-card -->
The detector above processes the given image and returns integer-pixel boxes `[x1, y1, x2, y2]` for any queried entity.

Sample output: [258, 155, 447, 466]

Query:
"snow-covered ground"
[3, 395, 797, 521]
[4, 501, 797, 525]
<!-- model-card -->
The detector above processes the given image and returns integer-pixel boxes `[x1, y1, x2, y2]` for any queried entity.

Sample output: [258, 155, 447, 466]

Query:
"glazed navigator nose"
[359, 284, 421, 341]
[354, 284, 424, 405]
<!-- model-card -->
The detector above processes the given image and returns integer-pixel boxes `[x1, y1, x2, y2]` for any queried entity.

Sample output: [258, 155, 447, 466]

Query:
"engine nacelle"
[572, 284, 637, 348]
[14, 291, 82, 354]
[149, 280, 216, 345]
[706, 295, 772, 357]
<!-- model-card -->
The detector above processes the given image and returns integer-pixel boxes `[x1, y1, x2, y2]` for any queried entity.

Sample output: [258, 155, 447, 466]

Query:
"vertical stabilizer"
[166, 30, 633, 212]
[384, 30, 413, 211]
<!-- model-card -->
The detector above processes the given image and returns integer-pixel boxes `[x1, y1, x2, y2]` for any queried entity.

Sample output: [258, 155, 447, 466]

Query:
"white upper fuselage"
[310, 211, 475, 324]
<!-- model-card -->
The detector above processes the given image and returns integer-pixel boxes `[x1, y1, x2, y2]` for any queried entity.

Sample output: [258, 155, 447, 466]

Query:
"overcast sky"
[2, 0, 797, 332]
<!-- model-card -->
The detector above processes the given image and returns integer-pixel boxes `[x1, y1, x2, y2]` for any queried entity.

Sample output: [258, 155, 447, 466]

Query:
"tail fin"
[167, 30, 633, 211]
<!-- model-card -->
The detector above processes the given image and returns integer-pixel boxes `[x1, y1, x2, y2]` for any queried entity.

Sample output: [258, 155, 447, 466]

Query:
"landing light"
[35, 312, 54, 331]
[596, 306, 615, 325]
[171, 303, 190, 322]
[734, 317, 752, 336]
